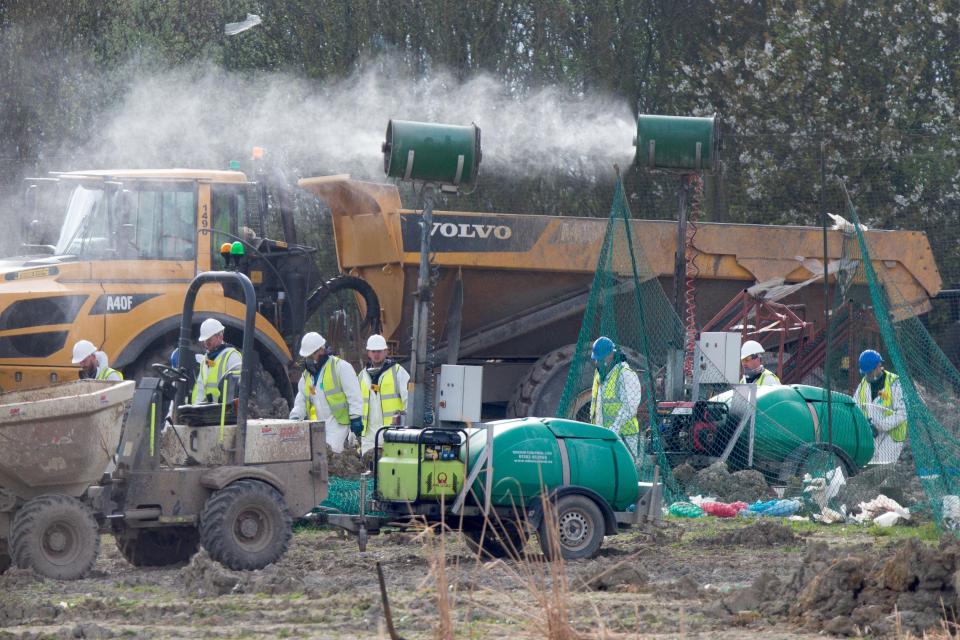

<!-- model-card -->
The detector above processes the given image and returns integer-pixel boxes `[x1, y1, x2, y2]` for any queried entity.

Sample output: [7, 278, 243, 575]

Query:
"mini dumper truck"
[1, 271, 329, 579]
[329, 416, 662, 560]
[105, 270, 329, 571]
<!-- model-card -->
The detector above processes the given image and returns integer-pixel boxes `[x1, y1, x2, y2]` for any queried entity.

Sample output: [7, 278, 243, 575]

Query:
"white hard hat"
[299, 331, 326, 357]
[366, 334, 388, 351]
[740, 340, 765, 360]
[71, 339, 97, 364]
[198, 318, 226, 342]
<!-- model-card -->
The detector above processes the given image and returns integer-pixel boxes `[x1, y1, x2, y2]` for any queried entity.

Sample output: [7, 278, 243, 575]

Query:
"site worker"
[289, 332, 364, 454]
[358, 334, 410, 456]
[739, 340, 781, 386]
[71, 339, 123, 381]
[589, 336, 642, 460]
[191, 318, 241, 405]
[855, 349, 908, 465]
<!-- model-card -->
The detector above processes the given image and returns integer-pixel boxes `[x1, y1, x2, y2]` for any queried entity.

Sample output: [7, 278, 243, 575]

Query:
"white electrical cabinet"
[437, 364, 483, 423]
[696, 332, 742, 384]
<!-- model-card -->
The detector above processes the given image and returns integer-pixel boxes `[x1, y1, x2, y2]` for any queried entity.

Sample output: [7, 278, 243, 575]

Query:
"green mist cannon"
[634, 114, 719, 172]
[383, 119, 483, 428]
[632, 114, 719, 401]
[382, 119, 481, 192]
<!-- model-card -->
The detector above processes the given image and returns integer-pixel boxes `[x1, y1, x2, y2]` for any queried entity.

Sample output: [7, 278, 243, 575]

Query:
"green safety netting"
[555, 167, 957, 531]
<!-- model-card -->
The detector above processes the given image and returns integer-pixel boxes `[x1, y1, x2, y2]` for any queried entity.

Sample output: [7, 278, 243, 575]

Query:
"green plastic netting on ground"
[553, 169, 955, 529]
[555, 174, 685, 502]
[840, 186, 960, 530]
[318, 476, 383, 515]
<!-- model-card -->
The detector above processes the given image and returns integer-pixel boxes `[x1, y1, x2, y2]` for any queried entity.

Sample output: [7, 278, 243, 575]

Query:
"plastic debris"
[812, 506, 846, 524]
[942, 495, 960, 531]
[802, 466, 846, 509]
[852, 494, 910, 525]
[225, 13, 262, 36]
[668, 501, 705, 518]
[702, 501, 749, 518]
[743, 498, 801, 517]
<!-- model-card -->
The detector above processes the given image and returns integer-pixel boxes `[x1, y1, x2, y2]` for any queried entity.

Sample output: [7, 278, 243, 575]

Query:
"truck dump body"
[300, 176, 941, 365]
[0, 379, 135, 498]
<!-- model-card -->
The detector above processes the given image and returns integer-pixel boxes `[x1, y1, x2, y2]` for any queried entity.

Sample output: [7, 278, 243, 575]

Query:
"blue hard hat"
[591, 336, 615, 361]
[170, 347, 180, 368]
[858, 349, 883, 375]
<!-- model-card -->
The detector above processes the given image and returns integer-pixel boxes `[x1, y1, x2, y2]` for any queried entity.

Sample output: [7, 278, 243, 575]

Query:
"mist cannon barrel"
[382, 119, 481, 188]
[634, 114, 719, 172]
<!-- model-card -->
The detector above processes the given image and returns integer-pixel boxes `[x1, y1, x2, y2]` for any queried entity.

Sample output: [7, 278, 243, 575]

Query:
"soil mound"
[686, 462, 770, 503]
[718, 536, 960, 636]
[326, 444, 366, 478]
[179, 550, 305, 597]
[835, 462, 926, 511]
[704, 521, 798, 547]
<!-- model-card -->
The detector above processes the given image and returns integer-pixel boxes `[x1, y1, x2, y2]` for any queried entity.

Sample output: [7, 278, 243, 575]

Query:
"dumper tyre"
[10, 494, 100, 580]
[306, 275, 382, 335]
[462, 519, 529, 559]
[538, 494, 605, 561]
[0, 550, 10, 575]
[508, 344, 646, 420]
[200, 479, 292, 571]
[115, 526, 199, 567]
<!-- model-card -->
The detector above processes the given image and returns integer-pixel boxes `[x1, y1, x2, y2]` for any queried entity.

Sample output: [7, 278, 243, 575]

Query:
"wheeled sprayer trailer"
[0, 271, 329, 579]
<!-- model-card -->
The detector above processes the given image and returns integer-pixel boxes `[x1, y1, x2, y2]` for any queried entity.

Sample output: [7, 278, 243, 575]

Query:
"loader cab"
[53, 180, 197, 263]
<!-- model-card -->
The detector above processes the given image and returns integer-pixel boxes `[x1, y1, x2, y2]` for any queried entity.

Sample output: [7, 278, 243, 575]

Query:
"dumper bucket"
[0, 380, 135, 499]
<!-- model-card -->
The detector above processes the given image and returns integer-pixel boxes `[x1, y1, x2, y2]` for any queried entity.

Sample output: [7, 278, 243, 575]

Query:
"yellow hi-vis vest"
[360, 364, 404, 435]
[303, 356, 350, 425]
[591, 362, 639, 436]
[192, 347, 240, 404]
[96, 366, 123, 381]
[739, 368, 780, 386]
[857, 371, 907, 442]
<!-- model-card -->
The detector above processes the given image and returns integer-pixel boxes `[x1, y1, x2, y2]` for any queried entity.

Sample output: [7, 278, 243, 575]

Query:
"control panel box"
[436, 364, 482, 423]
[696, 332, 742, 384]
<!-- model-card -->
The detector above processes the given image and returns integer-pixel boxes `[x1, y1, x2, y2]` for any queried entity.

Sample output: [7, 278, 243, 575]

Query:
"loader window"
[55, 184, 195, 260]
[125, 188, 195, 260]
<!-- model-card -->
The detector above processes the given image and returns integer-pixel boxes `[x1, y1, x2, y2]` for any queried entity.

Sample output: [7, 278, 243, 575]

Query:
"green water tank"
[382, 119, 481, 186]
[464, 418, 639, 512]
[635, 114, 719, 172]
[716, 384, 874, 469]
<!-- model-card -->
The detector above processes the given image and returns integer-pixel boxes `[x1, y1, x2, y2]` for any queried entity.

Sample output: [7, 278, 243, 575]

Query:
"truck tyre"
[779, 443, 856, 483]
[508, 344, 646, 420]
[306, 274, 382, 335]
[115, 526, 199, 567]
[130, 344, 290, 419]
[248, 360, 289, 418]
[10, 495, 100, 580]
[538, 494, 605, 561]
[200, 479, 292, 570]
[462, 519, 528, 559]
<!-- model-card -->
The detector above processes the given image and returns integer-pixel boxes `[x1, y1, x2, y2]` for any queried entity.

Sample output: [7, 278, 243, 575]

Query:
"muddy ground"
[1, 517, 952, 639]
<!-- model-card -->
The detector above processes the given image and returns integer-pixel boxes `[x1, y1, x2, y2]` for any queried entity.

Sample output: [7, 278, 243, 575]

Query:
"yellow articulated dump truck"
[0, 169, 379, 413]
[299, 175, 942, 418]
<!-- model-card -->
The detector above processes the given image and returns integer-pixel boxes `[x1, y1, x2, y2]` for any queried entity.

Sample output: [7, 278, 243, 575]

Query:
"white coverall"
[855, 374, 908, 465]
[358, 363, 410, 456]
[289, 357, 363, 453]
[93, 351, 123, 382]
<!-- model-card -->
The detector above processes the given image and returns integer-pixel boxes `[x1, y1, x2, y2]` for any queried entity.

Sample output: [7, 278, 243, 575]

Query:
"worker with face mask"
[289, 332, 364, 454]
[589, 336, 642, 460]
[855, 349, 907, 465]
[72, 340, 123, 382]
[191, 318, 241, 404]
[739, 340, 781, 386]
[358, 334, 409, 457]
